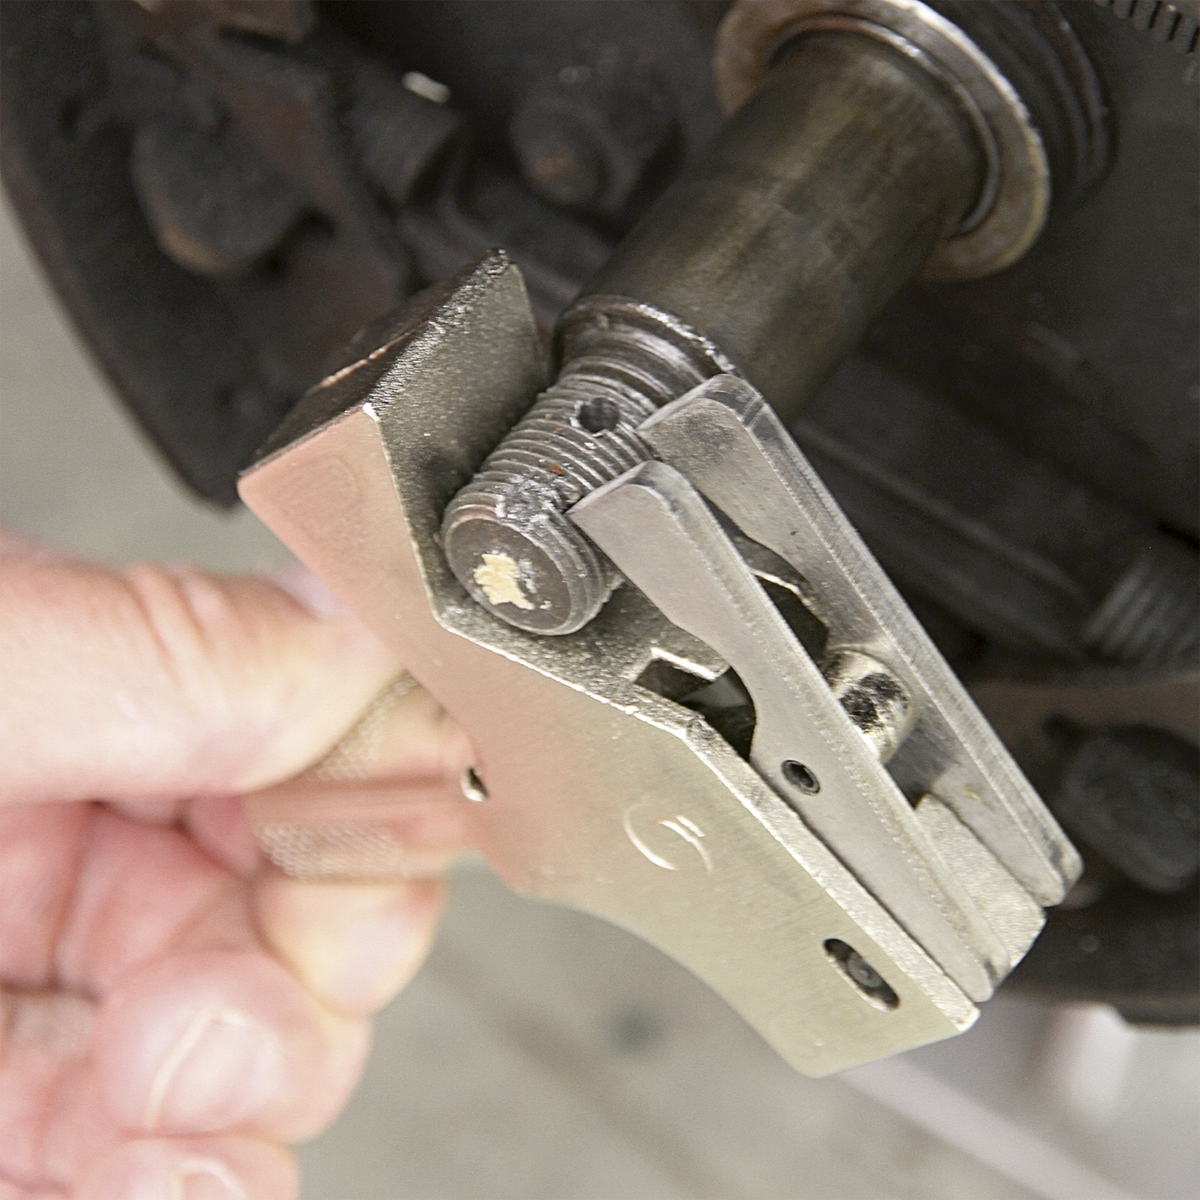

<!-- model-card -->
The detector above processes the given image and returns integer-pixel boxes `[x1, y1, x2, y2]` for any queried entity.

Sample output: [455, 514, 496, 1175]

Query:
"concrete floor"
[3, 194, 1196, 1200]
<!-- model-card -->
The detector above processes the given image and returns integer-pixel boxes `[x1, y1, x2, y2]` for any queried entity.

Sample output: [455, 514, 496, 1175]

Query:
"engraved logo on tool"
[623, 805, 713, 873]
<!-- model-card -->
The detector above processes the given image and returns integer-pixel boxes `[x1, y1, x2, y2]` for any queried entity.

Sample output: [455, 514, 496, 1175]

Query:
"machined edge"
[556, 293, 744, 378]
[570, 457, 1015, 998]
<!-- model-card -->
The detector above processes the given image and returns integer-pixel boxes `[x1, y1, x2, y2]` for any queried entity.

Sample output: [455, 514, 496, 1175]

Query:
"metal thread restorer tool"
[239, 0, 1080, 1077]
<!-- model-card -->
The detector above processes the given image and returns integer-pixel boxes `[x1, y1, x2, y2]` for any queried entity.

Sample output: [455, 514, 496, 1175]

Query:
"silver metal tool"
[239, 253, 1079, 1076]
[571, 374, 1075, 1002]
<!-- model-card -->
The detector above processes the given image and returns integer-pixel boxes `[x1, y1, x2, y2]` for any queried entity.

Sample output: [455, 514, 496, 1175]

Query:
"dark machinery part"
[1, 0, 1197, 1020]
[1052, 722, 1199, 894]
[442, 25, 987, 635]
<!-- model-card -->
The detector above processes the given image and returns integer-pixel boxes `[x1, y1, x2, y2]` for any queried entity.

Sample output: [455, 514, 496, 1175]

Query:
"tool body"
[239, 253, 1078, 1074]
[240, 0, 1084, 1073]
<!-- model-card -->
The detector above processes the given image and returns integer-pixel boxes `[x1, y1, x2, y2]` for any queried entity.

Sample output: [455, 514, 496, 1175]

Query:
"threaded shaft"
[441, 299, 728, 633]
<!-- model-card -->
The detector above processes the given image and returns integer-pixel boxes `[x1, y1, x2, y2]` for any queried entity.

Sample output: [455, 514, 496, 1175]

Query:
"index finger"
[0, 548, 401, 806]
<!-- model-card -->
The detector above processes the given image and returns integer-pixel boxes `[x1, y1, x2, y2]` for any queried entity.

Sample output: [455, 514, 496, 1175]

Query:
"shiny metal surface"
[569, 373, 1079, 997]
[639, 375, 1081, 909]
[569, 459, 1009, 1000]
[713, 0, 1051, 279]
[241, 253, 984, 1076]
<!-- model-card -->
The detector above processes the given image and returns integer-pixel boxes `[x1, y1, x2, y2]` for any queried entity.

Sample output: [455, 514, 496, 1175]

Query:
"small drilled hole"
[576, 396, 621, 433]
[460, 766, 488, 802]
[824, 938, 899, 1010]
[782, 760, 820, 793]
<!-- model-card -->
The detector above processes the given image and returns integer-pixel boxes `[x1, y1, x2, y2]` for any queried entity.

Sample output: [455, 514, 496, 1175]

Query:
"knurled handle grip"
[244, 675, 474, 881]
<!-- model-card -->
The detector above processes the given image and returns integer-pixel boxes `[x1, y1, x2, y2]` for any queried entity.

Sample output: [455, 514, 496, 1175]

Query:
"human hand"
[0, 530, 477, 1198]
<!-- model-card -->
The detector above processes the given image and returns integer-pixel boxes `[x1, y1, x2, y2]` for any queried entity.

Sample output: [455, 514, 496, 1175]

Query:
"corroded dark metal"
[443, 32, 985, 634]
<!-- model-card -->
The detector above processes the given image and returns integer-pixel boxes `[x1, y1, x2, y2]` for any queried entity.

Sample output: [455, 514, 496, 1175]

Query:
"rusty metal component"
[1053, 725, 1197, 894]
[973, 670, 1200, 758]
[971, 668, 1198, 1021]
[100, 0, 421, 391]
[971, 671, 1199, 895]
[510, 70, 677, 215]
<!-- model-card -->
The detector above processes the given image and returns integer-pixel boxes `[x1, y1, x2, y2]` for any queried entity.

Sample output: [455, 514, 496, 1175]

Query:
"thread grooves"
[441, 301, 725, 633]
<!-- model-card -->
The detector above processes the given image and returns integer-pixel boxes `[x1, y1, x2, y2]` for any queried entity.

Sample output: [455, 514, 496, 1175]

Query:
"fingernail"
[173, 1158, 245, 1200]
[144, 1008, 281, 1133]
[257, 877, 443, 1015]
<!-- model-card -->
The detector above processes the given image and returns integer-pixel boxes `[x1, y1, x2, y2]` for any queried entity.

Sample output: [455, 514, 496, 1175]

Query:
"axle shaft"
[444, 30, 984, 635]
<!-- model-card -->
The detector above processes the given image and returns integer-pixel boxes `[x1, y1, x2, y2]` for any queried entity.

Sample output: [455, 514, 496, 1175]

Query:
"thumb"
[0, 548, 403, 805]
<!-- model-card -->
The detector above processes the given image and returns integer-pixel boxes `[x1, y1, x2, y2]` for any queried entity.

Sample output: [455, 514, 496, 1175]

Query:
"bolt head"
[509, 77, 675, 215]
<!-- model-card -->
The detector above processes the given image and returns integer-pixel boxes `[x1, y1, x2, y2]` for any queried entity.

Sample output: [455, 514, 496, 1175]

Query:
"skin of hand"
[0, 529, 478, 1199]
